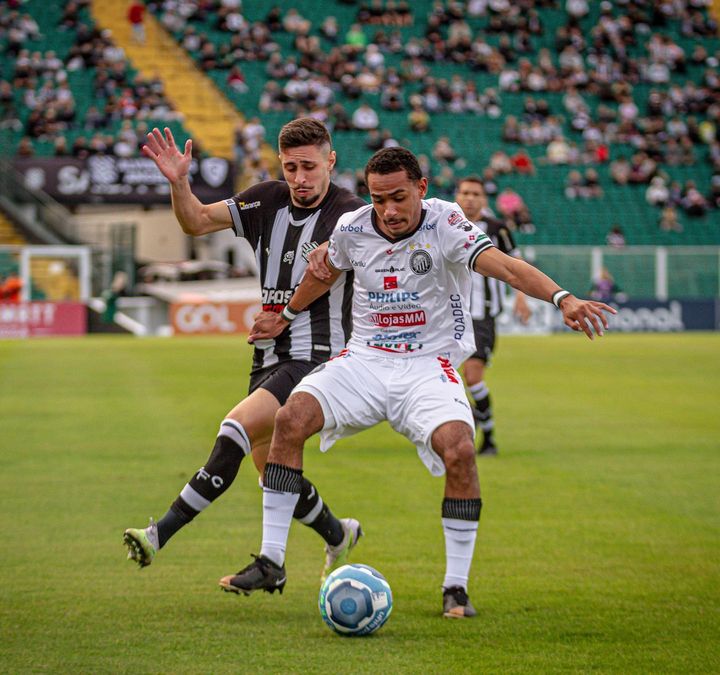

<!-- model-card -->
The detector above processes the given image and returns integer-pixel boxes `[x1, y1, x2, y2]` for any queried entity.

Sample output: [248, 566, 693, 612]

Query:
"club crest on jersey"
[301, 241, 319, 262]
[447, 211, 464, 226]
[409, 250, 432, 276]
[283, 250, 295, 264]
[384, 276, 398, 290]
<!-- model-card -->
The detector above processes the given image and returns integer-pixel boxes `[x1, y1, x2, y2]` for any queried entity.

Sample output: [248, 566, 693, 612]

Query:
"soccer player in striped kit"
[123, 119, 365, 582]
[455, 177, 531, 456]
[227, 147, 614, 616]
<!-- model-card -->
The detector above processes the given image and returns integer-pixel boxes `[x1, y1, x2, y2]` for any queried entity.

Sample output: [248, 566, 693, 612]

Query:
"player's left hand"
[560, 295, 616, 339]
[513, 293, 531, 325]
[307, 242, 332, 281]
[248, 310, 288, 343]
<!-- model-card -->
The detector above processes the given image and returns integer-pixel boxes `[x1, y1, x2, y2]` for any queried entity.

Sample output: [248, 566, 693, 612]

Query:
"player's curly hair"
[364, 147, 423, 183]
[278, 117, 332, 152]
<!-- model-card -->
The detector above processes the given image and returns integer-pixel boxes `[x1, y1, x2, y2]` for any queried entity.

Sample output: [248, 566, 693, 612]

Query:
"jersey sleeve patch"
[225, 198, 244, 237]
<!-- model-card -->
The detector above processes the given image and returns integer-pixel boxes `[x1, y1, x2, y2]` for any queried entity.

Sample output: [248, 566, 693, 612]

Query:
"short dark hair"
[278, 117, 332, 152]
[365, 147, 423, 184]
[457, 175, 484, 188]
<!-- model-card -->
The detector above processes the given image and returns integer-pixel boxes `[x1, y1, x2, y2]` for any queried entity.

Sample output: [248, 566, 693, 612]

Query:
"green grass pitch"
[1, 333, 718, 673]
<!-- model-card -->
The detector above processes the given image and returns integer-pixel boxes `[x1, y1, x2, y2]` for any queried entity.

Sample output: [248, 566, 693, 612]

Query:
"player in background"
[455, 177, 530, 456]
[222, 147, 614, 617]
[123, 118, 365, 582]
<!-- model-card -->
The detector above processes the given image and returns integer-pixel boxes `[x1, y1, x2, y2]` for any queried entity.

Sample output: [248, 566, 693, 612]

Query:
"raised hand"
[141, 127, 192, 184]
[560, 295, 616, 339]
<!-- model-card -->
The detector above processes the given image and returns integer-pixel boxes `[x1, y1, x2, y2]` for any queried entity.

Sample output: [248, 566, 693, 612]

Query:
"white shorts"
[293, 349, 475, 476]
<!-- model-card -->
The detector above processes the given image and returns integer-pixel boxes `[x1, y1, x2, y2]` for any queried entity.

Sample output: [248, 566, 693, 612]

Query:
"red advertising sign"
[170, 301, 262, 335]
[0, 302, 87, 338]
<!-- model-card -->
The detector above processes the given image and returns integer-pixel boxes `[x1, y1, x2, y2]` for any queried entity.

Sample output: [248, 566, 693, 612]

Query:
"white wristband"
[281, 305, 300, 322]
[551, 290, 571, 308]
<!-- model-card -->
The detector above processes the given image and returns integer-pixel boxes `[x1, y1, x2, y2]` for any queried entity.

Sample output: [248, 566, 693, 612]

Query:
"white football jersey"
[329, 197, 494, 366]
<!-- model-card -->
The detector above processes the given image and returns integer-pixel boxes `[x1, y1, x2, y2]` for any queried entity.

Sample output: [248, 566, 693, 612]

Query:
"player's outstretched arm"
[142, 127, 231, 236]
[474, 248, 616, 339]
[248, 263, 342, 343]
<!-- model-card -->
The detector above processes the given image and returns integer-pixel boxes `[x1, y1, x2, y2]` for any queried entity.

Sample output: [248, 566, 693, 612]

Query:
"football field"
[1, 333, 718, 673]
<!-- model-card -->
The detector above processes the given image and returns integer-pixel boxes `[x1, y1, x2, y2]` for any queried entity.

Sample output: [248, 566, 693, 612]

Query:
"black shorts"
[248, 359, 321, 405]
[470, 317, 496, 364]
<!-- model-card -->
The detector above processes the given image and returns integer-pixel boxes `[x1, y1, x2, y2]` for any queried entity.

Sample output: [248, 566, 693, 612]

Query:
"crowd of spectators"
[3, 0, 720, 238]
[1, 0, 183, 158]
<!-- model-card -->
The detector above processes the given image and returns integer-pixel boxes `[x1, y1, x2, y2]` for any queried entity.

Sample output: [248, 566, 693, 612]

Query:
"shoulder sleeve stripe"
[225, 198, 243, 237]
[468, 239, 494, 270]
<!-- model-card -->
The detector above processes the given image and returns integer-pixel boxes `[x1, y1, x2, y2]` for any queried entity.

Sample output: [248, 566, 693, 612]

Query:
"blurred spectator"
[590, 268, 625, 303]
[0, 271, 22, 303]
[489, 150, 512, 174]
[681, 183, 709, 217]
[511, 149, 535, 174]
[659, 206, 682, 232]
[127, 1, 146, 45]
[408, 99, 430, 132]
[432, 136, 458, 164]
[352, 102, 379, 130]
[606, 225, 626, 248]
[646, 176, 669, 206]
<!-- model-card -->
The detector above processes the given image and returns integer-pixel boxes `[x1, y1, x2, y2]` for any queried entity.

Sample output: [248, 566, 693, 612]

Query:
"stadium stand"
[1, 0, 718, 300]
[0, 0, 189, 160]
[142, 0, 719, 247]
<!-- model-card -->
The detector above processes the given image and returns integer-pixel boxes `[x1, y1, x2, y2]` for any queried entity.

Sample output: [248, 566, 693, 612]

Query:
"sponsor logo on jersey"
[454, 221, 474, 232]
[437, 356, 460, 384]
[371, 310, 426, 328]
[419, 222, 436, 231]
[384, 276, 398, 290]
[449, 293, 466, 340]
[368, 291, 420, 303]
[374, 265, 405, 273]
[370, 331, 420, 341]
[261, 287, 296, 312]
[283, 250, 295, 265]
[239, 200, 261, 211]
[339, 223, 363, 233]
[301, 241, 319, 262]
[410, 250, 433, 275]
[367, 341, 423, 353]
[351, 258, 366, 268]
[448, 211, 464, 226]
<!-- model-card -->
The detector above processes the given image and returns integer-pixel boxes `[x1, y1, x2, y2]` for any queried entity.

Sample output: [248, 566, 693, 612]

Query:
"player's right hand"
[141, 127, 192, 183]
[307, 242, 331, 281]
[248, 310, 288, 343]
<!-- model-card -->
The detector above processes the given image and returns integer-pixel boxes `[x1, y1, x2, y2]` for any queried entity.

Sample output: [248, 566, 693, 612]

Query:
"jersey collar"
[370, 207, 427, 243]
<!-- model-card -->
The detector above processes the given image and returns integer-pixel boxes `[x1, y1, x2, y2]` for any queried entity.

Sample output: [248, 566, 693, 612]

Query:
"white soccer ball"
[319, 563, 393, 636]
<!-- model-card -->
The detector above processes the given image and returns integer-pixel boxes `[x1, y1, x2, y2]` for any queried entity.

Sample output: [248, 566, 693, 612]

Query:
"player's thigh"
[225, 387, 280, 447]
[294, 352, 387, 431]
[390, 357, 475, 455]
[431, 419, 477, 491]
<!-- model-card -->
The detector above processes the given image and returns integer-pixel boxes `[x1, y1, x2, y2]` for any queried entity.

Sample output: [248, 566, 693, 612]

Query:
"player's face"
[455, 181, 486, 221]
[368, 170, 428, 239]
[279, 144, 336, 208]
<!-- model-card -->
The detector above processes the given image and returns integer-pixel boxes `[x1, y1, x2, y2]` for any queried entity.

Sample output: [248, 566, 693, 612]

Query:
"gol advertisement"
[170, 301, 262, 335]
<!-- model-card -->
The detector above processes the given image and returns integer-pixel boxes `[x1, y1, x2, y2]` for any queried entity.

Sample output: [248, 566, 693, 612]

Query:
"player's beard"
[293, 189, 320, 207]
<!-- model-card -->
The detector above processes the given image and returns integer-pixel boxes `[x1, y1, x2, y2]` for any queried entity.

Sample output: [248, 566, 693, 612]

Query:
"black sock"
[293, 477, 344, 546]
[157, 419, 251, 548]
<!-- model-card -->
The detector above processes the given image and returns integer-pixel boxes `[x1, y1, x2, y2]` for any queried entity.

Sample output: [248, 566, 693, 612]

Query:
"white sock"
[260, 489, 299, 567]
[442, 517, 478, 590]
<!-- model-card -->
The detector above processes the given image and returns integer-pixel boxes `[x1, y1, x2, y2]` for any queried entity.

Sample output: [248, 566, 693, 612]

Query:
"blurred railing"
[523, 246, 720, 300]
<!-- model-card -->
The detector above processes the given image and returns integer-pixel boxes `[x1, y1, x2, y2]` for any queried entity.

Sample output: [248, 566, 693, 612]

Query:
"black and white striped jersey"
[469, 216, 519, 320]
[225, 181, 365, 370]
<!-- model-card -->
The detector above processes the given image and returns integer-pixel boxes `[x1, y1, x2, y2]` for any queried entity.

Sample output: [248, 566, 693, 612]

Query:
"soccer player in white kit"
[221, 147, 615, 617]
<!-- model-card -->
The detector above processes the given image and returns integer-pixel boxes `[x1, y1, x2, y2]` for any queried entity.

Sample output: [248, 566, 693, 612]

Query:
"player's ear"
[417, 177, 428, 199]
[327, 150, 337, 171]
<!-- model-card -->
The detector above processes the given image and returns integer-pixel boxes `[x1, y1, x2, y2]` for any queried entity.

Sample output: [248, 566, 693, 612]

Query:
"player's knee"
[442, 438, 476, 475]
[274, 397, 319, 443]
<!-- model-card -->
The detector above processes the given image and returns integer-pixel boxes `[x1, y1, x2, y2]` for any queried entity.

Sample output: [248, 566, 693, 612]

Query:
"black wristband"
[551, 290, 571, 308]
